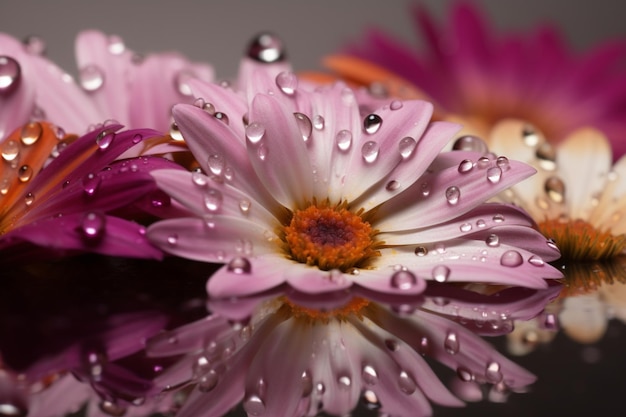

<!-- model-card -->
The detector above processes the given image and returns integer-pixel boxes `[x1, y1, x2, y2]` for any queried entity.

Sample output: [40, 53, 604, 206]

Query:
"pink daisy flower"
[324, 1, 626, 158]
[0, 30, 213, 155]
[0, 121, 180, 261]
[146, 284, 559, 417]
[147, 34, 562, 299]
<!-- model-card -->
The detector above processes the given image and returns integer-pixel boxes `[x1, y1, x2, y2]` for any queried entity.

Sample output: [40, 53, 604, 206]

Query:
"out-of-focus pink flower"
[325, 1, 626, 158]
[0, 30, 214, 136]
[146, 33, 561, 300]
[0, 121, 181, 261]
[147, 284, 558, 417]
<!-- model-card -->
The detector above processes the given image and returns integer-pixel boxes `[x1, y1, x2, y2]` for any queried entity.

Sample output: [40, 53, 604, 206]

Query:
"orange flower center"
[278, 296, 371, 324]
[538, 218, 626, 262]
[283, 203, 379, 272]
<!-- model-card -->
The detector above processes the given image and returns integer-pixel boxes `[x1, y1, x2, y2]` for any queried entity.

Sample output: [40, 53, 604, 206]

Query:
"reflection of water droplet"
[457, 366, 474, 382]
[485, 361, 503, 383]
[362, 364, 378, 385]
[458, 159, 473, 173]
[398, 137, 417, 159]
[398, 371, 416, 394]
[545, 176, 565, 203]
[361, 141, 379, 163]
[227, 257, 252, 274]
[239, 199, 251, 214]
[276, 71, 297, 95]
[246, 122, 266, 144]
[0, 55, 21, 94]
[99, 400, 126, 417]
[363, 114, 382, 134]
[444, 331, 460, 354]
[445, 186, 460, 205]
[243, 395, 266, 416]
[335, 130, 352, 151]
[79, 64, 105, 92]
[432, 265, 451, 282]
[500, 250, 523, 267]
[293, 112, 312, 142]
[361, 390, 381, 410]
[247, 32, 285, 63]
[452, 135, 488, 153]
[487, 166, 502, 183]
[337, 374, 352, 390]
[81, 212, 106, 239]
[390, 270, 418, 290]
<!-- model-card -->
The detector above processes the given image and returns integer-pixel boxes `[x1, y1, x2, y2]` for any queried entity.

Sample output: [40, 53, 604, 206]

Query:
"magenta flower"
[0, 30, 213, 139]
[0, 122, 180, 261]
[326, 1, 626, 158]
[147, 36, 561, 299]
[147, 285, 557, 417]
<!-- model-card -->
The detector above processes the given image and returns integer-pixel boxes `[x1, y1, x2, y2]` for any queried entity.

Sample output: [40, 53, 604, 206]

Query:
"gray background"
[1, 0, 624, 78]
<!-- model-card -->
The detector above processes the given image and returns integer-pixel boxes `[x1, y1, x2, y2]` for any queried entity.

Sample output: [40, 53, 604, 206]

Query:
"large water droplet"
[96, 130, 115, 150]
[500, 250, 523, 267]
[79, 64, 105, 92]
[445, 186, 460, 205]
[458, 159, 474, 173]
[362, 364, 378, 385]
[81, 211, 106, 239]
[0, 55, 21, 94]
[207, 154, 225, 176]
[227, 257, 252, 274]
[496, 156, 510, 171]
[486, 234, 500, 247]
[20, 122, 42, 146]
[1, 140, 19, 161]
[245, 122, 266, 144]
[293, 112, 312, 142]
[452, 135, 488, 153]
[432, 265, 451, 282]
[247, 33, 285, 63]
[398, 371, 417, 394]
[335, 130, 352, 151]
[398, 137, 417, 159]
[444, 331, 460, 354]
[487, 166, 502, 183]
[361, 141, 379, 163]
[17, 165, 33, 182]
[313, 115, 325, 130]
[390, 270, 418, 290]
[364, 114, 382, 134]
[243, 395, 266, 416]
[545, 176, 565, 203]
[204, 188, 223, 212]
[275, 71, 297, 95]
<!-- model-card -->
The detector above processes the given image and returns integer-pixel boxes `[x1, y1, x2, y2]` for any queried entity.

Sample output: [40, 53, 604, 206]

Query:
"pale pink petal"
[147, 315, 232, 357]
[189, 78, 248, 138]
[353, 268, 426, 296]
[285, 266, 353, 294]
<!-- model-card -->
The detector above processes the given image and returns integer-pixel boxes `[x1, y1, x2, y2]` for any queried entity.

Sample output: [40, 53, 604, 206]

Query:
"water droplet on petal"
[275, 71, 297, 95]
[293, 112, 312, 142]
[414, 246, 428, 256]
[313, 115, 325, 130]
[204, 188, 222, 212]
[23, 35, 46, 55]
[0, 55, 21, 94]
[337, 374, 352, 390]
[385, 180, 399, 191]
[362, 365, 378, 385]
[389, 100, 403, 110]
[24, 192, 34, 206]
[107, 35, 125, 54]
[545, 176, 565, 203]
[500, 250, 523, 267]
[485, 361, 503, 383]
[445, 186, 460, 205]
[390, 270, 418, 290]
[1, 140, 19, 161]
[301, 371, 313, 398]
[245, 122, 265, 144]
[385, 338, 399, 351]
[476, 219, 486, 228]
[20, 122, 42, 146]
[198, 369, 219, 392]
[492, 214, 505, 223]
[239, 199, 251, 214]
[452, 135, 488, 153]
[96, 130, 115, 150]
[191, 171, 208, 187]
[17, 165, 33, 182]
[166, 234, 178, 246]
[132, 133, 142, 144]
[83, 173, 101, 197]
[536, 143, 557, 170]
[398, 137, 417, 159]
[432, 265, 451, 282]
[496, 156, 510, 171]
[335, 130, 352, 151]
[398, 371, 417, 394]
[99, 400, 126, 417]
[522, 124, 540, 147]
[81, 212, 106, 239]
[477, 156, 490, 169]
[528, 255, 545, 267]
[214, 112, 229, 125]
[243, 395, 266, 416]
[227, 257, 252, 274]
[362, 390, 381, 410]
[486, 234, 500, 247]
[207, 154, 225, 176]
[79, 64, 105, 92]
[457, 366, 474, 382]
[247, 32, 285, 63]
[458, 159, 473, 173]
[363, 114, 382, 134]
[444, 331, 460, 354]
[361, 141, 379, 163]
[420, 182, 430, 197]
[484, 166, 502, 184]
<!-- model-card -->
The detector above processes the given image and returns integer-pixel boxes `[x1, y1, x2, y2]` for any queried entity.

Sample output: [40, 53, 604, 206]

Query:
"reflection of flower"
[147, 285, 557, 417]
[0, 122, 178, 260]
[147, 34, 562, 300]
[0, 30, 213, 135]
[325, 2, 626, 157]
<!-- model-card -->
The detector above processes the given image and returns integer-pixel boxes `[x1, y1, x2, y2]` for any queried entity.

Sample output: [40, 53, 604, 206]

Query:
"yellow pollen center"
[538, 218, 626, 262]
[283, 204, 379, 272]
[278, 297, 371, 324]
